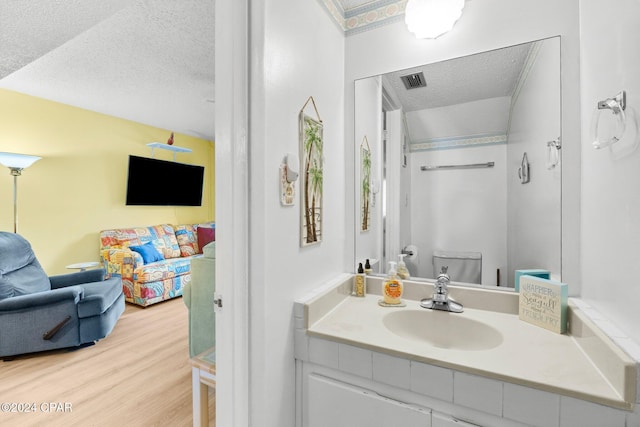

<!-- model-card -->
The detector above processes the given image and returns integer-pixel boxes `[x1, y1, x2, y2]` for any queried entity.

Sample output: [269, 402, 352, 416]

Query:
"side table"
[66, 261, 100, 272]
[191, 347, 216, 426]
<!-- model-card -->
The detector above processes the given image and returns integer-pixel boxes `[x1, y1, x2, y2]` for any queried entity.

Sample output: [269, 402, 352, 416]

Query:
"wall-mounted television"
[125, 155, 204, 206]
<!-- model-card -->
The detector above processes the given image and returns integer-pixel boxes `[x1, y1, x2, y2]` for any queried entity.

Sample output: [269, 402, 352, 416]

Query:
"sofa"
[0, 232, 124, 358]
[100, 222, 215, 307]
[183, 241, 216, 357]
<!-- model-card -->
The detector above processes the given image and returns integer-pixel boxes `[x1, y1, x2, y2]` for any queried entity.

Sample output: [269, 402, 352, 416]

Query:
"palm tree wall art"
[361, 136, 371, 232]
[299, 109, 323, 246]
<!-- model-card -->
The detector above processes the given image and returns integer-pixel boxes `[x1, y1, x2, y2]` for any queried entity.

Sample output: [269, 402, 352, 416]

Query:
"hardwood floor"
[0, 298, 215, 427]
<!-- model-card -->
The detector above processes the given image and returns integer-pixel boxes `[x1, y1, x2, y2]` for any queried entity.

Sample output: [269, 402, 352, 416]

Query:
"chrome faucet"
[420, 266, 464, 313]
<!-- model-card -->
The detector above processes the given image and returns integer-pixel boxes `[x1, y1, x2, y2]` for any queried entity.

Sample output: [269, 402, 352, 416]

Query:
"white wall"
[220, 1, 640, 425]
[385, 109, 406, 269]
[249, 0, 345, 426]
[345, 0, 581, 294]
[217, 1, 640, 424]
[507, 37, 562, 287]
[409, 144, 507, 284]
[381, 96, 512, 283]
[399, 122, 412, 265]
[579, 0, 640, 344]
[406, 97, 511, 142]
[354, 76, 383, 271]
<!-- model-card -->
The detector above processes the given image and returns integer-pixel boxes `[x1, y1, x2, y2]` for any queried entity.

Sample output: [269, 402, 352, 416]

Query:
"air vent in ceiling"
[400, 72, 427, 90]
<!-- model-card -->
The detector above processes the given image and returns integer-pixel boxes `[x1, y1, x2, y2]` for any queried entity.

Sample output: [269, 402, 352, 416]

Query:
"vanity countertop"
[301, 275, 637, 410]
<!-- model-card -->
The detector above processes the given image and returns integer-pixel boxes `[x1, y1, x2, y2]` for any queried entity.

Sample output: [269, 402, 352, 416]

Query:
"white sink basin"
[382, 309, 503, 351]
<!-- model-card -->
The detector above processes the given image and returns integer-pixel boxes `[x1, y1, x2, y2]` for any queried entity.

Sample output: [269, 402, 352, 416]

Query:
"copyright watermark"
[1, 402, 72, 413]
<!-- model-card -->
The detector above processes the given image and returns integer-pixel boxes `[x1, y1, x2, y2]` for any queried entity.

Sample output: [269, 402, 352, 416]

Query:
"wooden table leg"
[191, 348, 216, 426]
[192, 367, 209, 426]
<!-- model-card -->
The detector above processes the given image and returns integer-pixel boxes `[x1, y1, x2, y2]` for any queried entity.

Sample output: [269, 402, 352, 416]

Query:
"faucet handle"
[437, 266, 450, 284]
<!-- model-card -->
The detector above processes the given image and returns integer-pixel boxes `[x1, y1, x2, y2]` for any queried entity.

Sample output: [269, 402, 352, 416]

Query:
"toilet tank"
[432, 251, 482, 284]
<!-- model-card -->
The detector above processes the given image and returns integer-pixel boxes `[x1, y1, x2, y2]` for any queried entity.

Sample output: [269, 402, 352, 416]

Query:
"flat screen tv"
[126, 155, 204, 206]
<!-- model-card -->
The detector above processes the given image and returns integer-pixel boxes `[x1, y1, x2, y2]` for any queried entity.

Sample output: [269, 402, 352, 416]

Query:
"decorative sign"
[518, 275, 567, 334]
[514, 269, 550, 291]
[280, 164, 295, 206]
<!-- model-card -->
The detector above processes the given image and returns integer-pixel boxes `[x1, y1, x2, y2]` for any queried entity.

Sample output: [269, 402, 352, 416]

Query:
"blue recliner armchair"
[0, 232, 125, 358]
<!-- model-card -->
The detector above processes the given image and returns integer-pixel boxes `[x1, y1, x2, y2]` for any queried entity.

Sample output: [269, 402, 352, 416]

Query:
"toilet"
[432, 250, 482, 284]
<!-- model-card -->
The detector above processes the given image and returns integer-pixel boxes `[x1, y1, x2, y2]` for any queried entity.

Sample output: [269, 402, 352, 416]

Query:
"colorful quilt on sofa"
[100, 222, 215, 307]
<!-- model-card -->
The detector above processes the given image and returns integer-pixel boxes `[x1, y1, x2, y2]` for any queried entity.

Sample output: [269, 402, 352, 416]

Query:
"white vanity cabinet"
[306, 374, 431, 427]
[296, 341, 522, 427]
[295, 277, 639, 427]
[298, 360, 486, 427]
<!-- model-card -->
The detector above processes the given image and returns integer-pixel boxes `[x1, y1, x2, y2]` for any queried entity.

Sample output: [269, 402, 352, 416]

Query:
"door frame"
[215, 0, 250, 425]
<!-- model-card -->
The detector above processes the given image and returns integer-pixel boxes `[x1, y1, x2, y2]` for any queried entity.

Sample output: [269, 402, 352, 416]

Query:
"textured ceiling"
[383, 42, 533, 112]
[0, 0, 215, 141]
[0, 0, 513, 142]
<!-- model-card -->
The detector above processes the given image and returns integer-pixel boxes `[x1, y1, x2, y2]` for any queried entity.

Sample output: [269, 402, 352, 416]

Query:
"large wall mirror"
[354, 37, 561, 289]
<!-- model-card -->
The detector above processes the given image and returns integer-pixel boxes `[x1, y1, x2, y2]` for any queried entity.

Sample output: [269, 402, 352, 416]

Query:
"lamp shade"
[0, 152, 42, 170]
[405, 0, 465, 39]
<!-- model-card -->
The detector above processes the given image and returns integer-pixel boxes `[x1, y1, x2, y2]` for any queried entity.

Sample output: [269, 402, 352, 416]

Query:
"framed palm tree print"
[299, 112, 323, 246]
[360, 136, 371, 232]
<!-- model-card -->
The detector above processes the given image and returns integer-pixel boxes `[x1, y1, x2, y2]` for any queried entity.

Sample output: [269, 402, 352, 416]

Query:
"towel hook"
[547, 137, 561, 169]
[518, 152, 530, 184]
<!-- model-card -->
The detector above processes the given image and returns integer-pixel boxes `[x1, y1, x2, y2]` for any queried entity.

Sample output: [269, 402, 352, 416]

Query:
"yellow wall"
[0, 89, 214, 274]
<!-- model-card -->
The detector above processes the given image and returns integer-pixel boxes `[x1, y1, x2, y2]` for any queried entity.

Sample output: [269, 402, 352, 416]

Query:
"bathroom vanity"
[294, 275, 639, 427]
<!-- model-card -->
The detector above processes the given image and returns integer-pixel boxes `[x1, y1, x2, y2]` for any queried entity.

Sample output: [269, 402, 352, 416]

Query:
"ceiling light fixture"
[405, 0, 465, 39]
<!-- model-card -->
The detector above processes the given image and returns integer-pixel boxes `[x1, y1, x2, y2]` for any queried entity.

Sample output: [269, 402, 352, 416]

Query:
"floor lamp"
[0, 152, 42, 233]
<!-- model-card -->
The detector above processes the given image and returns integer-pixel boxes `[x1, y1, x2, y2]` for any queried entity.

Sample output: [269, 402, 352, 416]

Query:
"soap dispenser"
[364, 259, 372, 275]
[397, 254, 410, 280]
[381, 261, 403, 305]
[354, 262, 366, 297]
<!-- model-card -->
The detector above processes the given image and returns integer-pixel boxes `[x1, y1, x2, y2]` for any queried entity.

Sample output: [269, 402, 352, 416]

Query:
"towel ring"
[593, 91, 627, 149]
